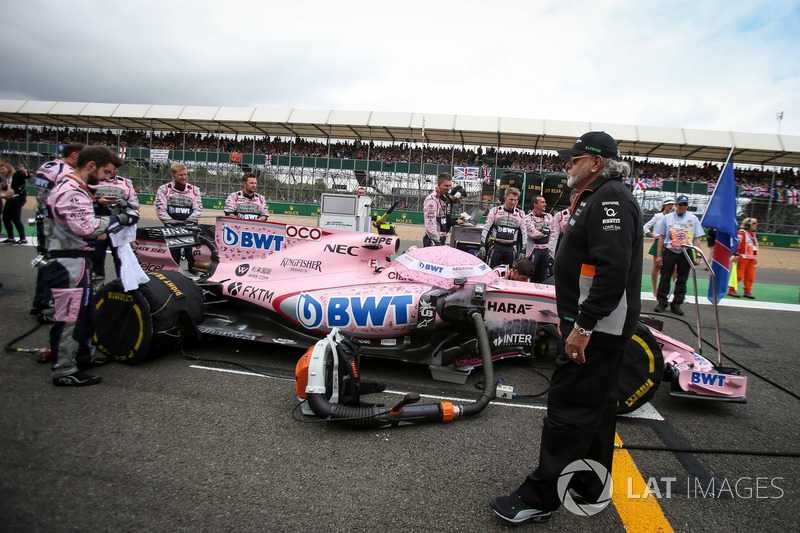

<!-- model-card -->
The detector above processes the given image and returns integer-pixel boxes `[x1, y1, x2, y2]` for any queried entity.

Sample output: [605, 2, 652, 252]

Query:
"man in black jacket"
[491, 131, 642, 525]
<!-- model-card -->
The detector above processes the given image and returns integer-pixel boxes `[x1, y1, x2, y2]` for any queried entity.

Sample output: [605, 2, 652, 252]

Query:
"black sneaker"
[37, 312, 56, 324]
[1, 238, 17, 244]
[53, 372, 102, 387]
[654, 303, 667, 313]
[670, 304, 684, 316]
[78, 355, 110, 371]
[491, 493, 552, 524]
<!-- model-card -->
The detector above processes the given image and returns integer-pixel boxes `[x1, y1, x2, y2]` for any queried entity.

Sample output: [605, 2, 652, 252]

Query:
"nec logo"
[324, 244, 359, 256]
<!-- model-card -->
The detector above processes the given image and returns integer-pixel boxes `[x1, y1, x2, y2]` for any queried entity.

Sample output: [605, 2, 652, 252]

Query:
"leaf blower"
[295, 283, 495, 428]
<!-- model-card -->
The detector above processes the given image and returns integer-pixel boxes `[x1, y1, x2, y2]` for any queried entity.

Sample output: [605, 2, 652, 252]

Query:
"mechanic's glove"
[540, 226, 552, 238]
[118, 207, 140, 227]
[115, 198, 129, 208]
[476, 246, 487, 261]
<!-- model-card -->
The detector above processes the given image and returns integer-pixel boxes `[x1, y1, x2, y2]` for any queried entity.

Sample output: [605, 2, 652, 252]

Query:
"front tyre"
[616, 322, 664, 414]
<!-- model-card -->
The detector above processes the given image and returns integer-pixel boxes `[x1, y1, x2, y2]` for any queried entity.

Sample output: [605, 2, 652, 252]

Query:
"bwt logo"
[296, 292, 413, 329]
[222, 226, 285, 251]
[285, 225, 322, 241]
[417, 261, 444, 274]
[690, 372, 728, 387]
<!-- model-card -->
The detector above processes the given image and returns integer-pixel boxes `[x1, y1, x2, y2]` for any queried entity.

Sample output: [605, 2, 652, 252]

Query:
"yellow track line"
[612, 434, 675, 532]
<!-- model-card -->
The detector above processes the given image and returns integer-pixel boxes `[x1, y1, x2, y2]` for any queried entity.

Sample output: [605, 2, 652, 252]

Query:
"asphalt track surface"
[2, 223, 800, 532]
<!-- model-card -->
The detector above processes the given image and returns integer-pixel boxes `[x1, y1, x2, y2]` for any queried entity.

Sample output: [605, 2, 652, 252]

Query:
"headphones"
[743, 218, 756, 230]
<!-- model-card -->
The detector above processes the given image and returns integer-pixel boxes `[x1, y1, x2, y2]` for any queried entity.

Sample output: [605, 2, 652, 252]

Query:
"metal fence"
[4, 150, 799, 235]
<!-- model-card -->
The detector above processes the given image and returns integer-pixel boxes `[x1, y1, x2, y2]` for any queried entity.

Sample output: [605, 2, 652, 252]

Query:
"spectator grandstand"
[1, 125, 798, 189]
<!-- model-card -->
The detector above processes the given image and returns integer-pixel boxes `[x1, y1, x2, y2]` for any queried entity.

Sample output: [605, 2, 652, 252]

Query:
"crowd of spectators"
[1, 125, 798, 189]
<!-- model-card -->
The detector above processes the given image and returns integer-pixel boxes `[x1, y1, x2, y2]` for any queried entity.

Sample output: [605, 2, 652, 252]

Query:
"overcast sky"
[1, 0, 798, 138]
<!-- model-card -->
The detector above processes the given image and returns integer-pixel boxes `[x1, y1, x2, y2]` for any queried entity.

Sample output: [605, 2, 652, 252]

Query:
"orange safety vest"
[737, 229, 758, 260]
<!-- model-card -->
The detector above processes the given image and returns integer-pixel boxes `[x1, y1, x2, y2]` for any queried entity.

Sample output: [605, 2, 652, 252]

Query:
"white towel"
[110, 225, 150, 291]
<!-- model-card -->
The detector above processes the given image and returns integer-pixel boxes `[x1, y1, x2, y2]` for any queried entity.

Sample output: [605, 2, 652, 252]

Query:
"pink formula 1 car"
[93, 217, 747, 414]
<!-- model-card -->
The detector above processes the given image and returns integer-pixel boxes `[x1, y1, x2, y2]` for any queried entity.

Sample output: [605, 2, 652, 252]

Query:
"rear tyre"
[617, 322, 664, 414]
[94, 271, 203, 364]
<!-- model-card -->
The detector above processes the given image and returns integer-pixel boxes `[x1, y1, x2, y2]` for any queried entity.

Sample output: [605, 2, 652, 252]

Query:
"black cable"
[654, 313, 800, 402]
[5, 322, 45, 352]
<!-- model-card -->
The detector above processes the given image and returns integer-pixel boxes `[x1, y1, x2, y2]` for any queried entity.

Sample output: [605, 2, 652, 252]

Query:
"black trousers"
[170, 245, 196, 270]
[657, 248, 691, 306]
[529, 247, 550, 283]
[517, 338, 624, 511]
[3, 196, 26, 240]
[90, 238, 121, 278]
[487, 243, 516, 269]
[422, 234, 446, 247]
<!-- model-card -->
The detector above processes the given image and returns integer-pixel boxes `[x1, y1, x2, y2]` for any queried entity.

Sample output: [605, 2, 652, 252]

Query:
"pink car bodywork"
[129, 216, 747, 409]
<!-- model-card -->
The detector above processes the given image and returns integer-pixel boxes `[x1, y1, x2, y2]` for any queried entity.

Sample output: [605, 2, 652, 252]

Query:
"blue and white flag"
[701, 153, 739, 303]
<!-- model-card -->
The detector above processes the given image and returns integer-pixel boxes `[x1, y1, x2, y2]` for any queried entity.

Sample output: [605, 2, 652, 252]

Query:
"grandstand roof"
[1, 99, 798, 167]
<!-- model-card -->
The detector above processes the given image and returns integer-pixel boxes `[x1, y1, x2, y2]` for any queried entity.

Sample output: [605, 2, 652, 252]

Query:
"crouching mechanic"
[44, 146, 137, 386]
[224, 172, 269, 221]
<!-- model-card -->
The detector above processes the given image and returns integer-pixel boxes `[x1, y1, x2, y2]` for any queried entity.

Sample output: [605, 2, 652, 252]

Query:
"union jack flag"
[264, 154, 273, 166]
[483, 167, 492, 184]
[453, 166, 479, 181]
[708, 182, 716, 195]
[632, 178, 647, 190]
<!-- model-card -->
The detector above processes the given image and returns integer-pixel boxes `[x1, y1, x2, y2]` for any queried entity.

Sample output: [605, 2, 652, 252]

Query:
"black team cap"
[557, 131, 621, 161]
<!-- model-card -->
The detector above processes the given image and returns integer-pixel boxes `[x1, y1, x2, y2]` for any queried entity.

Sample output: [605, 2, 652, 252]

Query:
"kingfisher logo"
[296, 292, 414, 329]
[222, 226, 285, 251]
